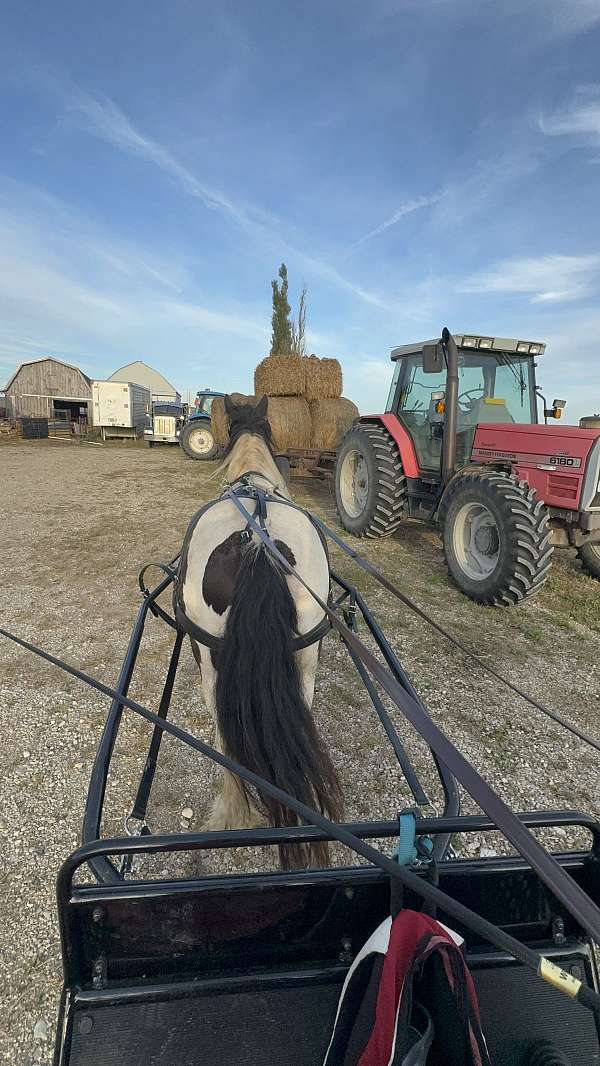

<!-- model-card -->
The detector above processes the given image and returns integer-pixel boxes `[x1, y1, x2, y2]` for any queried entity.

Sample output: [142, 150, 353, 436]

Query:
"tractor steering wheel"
[457, 387, 484, 412]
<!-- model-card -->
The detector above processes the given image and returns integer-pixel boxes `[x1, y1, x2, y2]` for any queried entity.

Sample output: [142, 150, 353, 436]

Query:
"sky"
[1, 0, 600, 420]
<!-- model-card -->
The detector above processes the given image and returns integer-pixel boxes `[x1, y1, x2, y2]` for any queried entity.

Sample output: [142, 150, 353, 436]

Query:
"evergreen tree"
[270, 263, 293, 356]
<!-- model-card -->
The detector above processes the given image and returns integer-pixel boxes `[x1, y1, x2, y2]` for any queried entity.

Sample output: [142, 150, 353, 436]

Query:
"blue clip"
[393, 810, 418, 867]
[393, 810, 434, 867]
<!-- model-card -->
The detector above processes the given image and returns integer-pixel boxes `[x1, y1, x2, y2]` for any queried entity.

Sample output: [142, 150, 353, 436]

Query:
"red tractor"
[334, 328, 600, 606]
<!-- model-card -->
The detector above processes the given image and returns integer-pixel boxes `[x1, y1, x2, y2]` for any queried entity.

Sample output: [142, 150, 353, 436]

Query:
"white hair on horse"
[177, 395, 342, 868]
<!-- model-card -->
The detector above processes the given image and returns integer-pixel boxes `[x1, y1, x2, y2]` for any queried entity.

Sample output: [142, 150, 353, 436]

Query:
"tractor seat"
[469, 397, 515, 425]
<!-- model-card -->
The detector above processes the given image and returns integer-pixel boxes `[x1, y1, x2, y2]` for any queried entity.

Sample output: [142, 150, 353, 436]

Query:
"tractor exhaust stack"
[441, 327, 459, 483]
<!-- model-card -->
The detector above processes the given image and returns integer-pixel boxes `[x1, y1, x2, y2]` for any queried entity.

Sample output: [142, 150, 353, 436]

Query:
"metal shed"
[3, 357, 92, 423]
[108, 361, 180, 403]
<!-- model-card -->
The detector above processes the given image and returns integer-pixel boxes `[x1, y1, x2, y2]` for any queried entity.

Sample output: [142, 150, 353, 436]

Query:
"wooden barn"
[3, 357, 92, 422]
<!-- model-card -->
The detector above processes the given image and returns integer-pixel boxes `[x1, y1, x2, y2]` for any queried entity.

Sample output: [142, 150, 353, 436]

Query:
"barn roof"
[109, 360, 180, 398]
[4, 356, 92, 391]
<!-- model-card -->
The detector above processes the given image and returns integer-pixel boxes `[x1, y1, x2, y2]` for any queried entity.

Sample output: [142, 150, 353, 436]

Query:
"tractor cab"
[387, 335, 543, 474]
[334, 327, 600, 605]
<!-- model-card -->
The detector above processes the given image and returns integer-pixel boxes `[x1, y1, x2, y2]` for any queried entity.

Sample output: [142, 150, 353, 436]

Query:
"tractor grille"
[548, 473, 579, 503]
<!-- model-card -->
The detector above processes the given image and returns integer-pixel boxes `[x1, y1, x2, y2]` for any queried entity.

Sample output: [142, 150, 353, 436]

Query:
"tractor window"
[492, 356, 535, 423]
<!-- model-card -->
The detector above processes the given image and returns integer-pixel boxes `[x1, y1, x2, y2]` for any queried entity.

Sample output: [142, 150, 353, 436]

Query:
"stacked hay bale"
[211, 392, 312, 452]
[211, 353, 358, 453]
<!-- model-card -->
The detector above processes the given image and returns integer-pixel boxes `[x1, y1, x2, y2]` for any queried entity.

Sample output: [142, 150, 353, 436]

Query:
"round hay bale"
[211, 393, 311, 451]
[268, 396, 311, 450]
[211, 392, 255, 446]
[303, 355, 343, 400]
[254, 354, 306, 397]
[309, 397, 358, 451]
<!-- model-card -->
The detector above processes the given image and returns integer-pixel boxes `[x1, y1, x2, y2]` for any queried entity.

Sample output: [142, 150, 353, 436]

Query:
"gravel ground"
[1, 438, 599, 1062]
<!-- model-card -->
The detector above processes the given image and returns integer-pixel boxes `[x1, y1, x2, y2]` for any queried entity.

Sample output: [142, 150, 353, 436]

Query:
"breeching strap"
[224, 488, 600, 952]
[0, 620, 598, 1017]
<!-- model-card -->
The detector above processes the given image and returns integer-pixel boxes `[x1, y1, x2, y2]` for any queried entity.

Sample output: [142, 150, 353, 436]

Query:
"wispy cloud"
[347, 191, 445, 255]
[539, 85, 600, 154]
[52, 79, 398, 310]
[460, 253, 600, 304]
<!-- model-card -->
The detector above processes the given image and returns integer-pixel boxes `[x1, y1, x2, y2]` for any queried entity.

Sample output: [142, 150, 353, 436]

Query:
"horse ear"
[224, 394, 234, 415]
[255, 394, 268, 419]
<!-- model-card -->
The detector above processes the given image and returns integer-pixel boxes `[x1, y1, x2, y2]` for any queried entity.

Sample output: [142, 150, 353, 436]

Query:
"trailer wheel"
[577, 541, 600, 580]
[334, 424, 407, 537]
[439, 471, 553, 606]
[180, 421, 218, 460]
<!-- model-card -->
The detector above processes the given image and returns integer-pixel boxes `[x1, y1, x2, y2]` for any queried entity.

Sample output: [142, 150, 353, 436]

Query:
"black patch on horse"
[274, 540, 296, 568]
[202, 531, 245, 615]
[203, 533, 297, 617]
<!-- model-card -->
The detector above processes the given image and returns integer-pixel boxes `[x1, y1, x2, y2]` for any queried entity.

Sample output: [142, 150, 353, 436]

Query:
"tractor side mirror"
[422, 343, 445, 374]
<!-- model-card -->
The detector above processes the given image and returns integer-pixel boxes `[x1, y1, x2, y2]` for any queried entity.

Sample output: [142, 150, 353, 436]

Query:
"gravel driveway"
[1, 439, 599, 1063]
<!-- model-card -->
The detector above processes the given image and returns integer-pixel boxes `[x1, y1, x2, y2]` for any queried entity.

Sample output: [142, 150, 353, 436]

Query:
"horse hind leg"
[203, 728, 264, 832]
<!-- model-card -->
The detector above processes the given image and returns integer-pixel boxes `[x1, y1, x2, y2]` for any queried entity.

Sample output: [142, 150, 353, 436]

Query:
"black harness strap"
[129, 630, 184, 826]
[174, 600, 331, 653]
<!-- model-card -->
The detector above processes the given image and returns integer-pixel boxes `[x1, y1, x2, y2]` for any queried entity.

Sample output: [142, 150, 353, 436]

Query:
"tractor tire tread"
[439, 469, 553, 606]
[335, 423, 408, 538]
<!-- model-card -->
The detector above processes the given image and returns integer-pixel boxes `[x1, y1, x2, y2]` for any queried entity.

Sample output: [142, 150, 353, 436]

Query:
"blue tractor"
[179, 390, 225, 460]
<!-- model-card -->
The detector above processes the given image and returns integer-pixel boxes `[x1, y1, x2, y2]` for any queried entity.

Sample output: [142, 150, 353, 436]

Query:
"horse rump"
[215, 540, 342, 868]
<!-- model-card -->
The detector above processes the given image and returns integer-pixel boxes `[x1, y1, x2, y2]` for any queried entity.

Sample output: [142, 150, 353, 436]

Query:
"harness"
[169, 474, 332, 655]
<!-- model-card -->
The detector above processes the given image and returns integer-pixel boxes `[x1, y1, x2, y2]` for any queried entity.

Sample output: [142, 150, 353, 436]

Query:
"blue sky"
[1, 0, 600, 419]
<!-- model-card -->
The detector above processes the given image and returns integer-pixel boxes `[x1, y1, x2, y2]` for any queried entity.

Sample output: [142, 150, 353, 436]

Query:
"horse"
[175, 394, 342, 867]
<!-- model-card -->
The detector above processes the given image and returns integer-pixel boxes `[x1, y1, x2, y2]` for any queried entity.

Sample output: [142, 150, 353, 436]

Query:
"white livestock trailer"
[92, 381, 151, 440]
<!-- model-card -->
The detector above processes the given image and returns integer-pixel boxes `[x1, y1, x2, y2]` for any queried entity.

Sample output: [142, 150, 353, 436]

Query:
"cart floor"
[63, 952, 598, 1066]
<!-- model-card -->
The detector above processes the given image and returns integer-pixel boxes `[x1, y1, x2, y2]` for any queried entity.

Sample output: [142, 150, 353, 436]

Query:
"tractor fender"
[358, 414, 420, 477]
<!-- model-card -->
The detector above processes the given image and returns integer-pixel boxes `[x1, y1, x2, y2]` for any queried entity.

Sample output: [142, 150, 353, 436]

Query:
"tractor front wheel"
[180, 420, 218, 460]
[439, 471, 553, 606]
[577, 541, 600, 580]
[334, 423, 407, 537]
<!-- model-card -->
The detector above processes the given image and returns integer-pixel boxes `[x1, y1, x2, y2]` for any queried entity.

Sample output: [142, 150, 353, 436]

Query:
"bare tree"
[291, 285, 308, 357]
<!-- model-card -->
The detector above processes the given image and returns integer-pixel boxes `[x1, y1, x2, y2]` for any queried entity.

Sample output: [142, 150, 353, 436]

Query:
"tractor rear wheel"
[577, 541, 600, 580]
[180, 420, 218, 460]
[334, 423, 407, 537]
[439, 471, 553, 606]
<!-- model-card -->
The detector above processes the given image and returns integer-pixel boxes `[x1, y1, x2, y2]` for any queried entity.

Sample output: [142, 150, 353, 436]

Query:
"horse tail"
[215, 541, 342, 868]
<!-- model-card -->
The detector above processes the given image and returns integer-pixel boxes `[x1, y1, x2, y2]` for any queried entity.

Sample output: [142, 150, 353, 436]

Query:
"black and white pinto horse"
[176, 395, 342, 867]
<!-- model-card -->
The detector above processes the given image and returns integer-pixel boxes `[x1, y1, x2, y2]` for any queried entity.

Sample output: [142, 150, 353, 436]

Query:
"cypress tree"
[270, 263, 293, 356]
